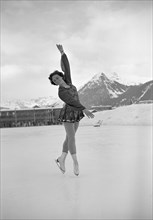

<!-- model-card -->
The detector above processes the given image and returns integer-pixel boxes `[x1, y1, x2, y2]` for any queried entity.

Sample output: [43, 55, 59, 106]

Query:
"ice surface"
[1, 125, 152, 219]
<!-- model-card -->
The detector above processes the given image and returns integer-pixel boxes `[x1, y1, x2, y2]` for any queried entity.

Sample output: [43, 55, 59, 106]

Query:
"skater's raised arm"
[56, 44, 72, 84]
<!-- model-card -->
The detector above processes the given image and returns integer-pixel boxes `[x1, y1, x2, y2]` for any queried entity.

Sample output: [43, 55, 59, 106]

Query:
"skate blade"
[55, 159, 65, 174]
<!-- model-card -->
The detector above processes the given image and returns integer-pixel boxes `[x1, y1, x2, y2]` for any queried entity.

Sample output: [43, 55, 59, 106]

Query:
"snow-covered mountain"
[1, 96, 63, 110]
[112, 80, 153, 106]
[78, 72, 129, 108]
[78, 72, 153, 108]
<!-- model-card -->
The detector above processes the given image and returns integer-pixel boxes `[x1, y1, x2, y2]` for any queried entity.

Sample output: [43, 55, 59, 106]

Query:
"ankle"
[71, 153, 78, 160]
[60, 152, 67, 160]
[73, 162, 79, 176]
[73, 160, 78, 165]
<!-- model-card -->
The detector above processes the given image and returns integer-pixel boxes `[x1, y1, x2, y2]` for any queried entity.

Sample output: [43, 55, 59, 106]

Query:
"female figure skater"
[48, 44, 94, 176]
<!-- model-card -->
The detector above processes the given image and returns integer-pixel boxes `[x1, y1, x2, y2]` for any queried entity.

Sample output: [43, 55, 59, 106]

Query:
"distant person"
[48, 44, 94, 176]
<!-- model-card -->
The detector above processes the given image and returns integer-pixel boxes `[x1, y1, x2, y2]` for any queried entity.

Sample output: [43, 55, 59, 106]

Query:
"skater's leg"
[71, 154, 79, 176]
[63, 122, 80, 175]
[58, 122, 79, 173]
[74, 122, 79, 133]
[62, 135, 68, 153]
[63, 122, 76, 154]
[57, 133, 69, 172]
[73, 122, 79, 175]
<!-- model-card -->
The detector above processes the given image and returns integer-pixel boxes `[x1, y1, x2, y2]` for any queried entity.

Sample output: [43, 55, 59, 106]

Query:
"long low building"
[0, 107, 62, 128]
[91, 105, 112, 112]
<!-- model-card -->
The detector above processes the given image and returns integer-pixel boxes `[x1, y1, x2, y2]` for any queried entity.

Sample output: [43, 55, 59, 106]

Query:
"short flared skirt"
[58, 105, 85, 123]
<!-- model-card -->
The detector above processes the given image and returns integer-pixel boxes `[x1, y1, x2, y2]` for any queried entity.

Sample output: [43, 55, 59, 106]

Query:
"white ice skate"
[55, 159, 65, 174]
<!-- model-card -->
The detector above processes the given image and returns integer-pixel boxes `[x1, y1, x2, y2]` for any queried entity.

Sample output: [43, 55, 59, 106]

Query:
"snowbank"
[80, 103, 152, 126]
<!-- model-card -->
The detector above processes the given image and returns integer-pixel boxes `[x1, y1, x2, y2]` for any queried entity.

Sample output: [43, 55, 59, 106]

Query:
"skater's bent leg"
[63, 122, 80, 175]
[62, 135, 68, 153]
[58, 136, 68, 172]
[63, 122, 76, 154]
[57, 122, 79, 173]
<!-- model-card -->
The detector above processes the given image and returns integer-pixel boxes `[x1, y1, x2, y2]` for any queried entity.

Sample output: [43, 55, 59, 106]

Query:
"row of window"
[0, 109, 60, 117]
[0, 109, 62, 128]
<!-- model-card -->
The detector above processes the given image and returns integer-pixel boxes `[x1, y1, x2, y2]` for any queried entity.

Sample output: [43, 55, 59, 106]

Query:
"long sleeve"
[60, 53, 72, 84]
[59, 89, 85, 111]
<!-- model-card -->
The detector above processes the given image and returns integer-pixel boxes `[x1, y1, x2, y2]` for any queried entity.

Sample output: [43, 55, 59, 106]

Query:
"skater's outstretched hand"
[83, 109, 94, 119]
[56, 44, 64, 54]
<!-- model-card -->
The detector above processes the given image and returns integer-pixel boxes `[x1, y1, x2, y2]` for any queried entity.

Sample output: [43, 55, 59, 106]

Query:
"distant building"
[137, 100, 153, 104]
[0, 107, 62, 128]
[91, 105, 112, 112]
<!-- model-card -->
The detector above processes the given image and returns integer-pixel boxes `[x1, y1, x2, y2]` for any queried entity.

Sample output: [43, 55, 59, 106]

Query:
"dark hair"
[48, 70, 64, 85]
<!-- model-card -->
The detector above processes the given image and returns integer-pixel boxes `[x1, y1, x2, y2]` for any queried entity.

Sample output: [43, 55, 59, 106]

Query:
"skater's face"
[52, 74, 64, 85]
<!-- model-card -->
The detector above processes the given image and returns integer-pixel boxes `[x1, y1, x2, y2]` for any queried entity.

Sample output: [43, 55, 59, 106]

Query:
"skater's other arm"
[83, 109, 94, 119]
[56, 44, 72, 84]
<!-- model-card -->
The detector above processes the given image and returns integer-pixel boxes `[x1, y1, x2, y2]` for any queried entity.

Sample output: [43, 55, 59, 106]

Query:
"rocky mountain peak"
[78, 72, 153, 108]
[78, 72, 128, 108]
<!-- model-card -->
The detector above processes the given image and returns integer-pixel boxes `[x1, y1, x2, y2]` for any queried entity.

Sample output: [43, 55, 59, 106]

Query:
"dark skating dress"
[58, 53, 85, 123]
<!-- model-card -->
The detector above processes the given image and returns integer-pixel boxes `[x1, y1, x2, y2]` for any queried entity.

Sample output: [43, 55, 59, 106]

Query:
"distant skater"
[48, 44, 94, 176]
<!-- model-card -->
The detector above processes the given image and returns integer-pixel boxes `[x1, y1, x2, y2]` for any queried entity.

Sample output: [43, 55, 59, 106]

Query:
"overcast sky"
[1, 0, 152, 101]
